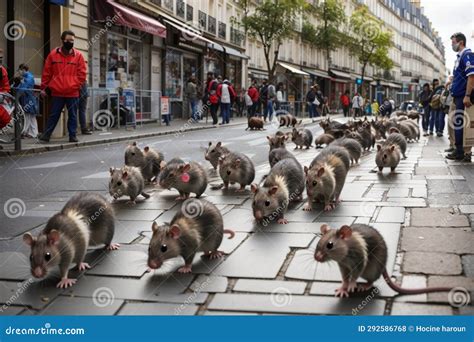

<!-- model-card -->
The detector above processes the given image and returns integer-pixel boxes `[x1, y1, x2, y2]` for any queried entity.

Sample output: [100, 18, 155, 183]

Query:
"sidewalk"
[0, 117, 249, 157]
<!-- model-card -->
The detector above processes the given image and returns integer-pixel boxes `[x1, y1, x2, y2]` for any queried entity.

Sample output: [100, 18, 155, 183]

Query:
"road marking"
[17, 161, 77, 170]
[82, 171, 110, 179]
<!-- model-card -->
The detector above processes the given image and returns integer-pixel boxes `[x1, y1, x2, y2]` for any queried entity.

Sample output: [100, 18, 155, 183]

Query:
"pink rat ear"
[182, 163, 191, 172]
[269, 185, 278, 195]
[320, 224, 330, 235]
[390, 145, 396, 152]
[152, 222, 158, 233]
[168, 225, 181, 239]
[337, 225, 353, 239]
[317, 167, 325, 177]
[47, 230, 60, 246]
[250, 183, 259, 193]
[144, 146, 150, 152]
[23, 233, 35, 246]
[377, 144, 382, 151]
[109, 167, 115, 175]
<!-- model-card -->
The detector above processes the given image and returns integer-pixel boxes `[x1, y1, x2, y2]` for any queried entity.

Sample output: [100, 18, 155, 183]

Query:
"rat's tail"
[383, 269, 451, 294]
[224, 229, 235, 239]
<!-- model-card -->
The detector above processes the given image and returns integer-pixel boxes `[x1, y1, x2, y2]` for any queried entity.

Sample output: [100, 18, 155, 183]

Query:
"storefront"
[275, 62, 309, 117]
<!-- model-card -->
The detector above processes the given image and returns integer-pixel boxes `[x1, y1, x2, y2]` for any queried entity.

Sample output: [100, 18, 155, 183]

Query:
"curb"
[0, 120, 245, 157]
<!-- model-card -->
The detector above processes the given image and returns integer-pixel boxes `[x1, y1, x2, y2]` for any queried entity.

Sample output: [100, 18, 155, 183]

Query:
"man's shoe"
[81, 128, 93, 135]
[436, 132, 443, 137]
[445, 152, 463, 161]
[429, 131, 434, 136]
[463, 154, 472, 162]
[444, 147, 455, 153]
[38, 133, 50, 143]
[69, 136, 79, 143]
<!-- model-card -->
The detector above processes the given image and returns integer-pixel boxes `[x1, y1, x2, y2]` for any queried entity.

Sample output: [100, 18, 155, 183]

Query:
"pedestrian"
[428, 79, 444, 136]
[78, 82, 92, 135]
[419, 83, 432, 136]
[389, 98, 395, 113]
[16, 64, 39, 138]
[259, 79, 269, 121]
[352, 92, 364, 117]
[204, 72, 219, 125]
[305, 86, 317, 121]
[381, 98, 392, 117]
[217, 79, 236, 125]
[38, 30, 87, 143]
[440, 76, 453, 140]
[0, 49, 10, 93]
[266, 80, 276, 121]
[364, 98, 372, 115]
[371, 99, 379, 116]
[186, 75, 199, 121]
[340, 90, 350, 117]
[276, 82, 284, 112]
[445, 32, 474, 162]
[321, 97, 330, 117]
[247, 81, 259, 117]
[236, 87, 245, 117]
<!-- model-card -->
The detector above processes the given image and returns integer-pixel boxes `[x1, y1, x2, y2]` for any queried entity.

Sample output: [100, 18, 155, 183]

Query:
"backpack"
[440, 88, 452, 107]
[430, 94, 441, 109]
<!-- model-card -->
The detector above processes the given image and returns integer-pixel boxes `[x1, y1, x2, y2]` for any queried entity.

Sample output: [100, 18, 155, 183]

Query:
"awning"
[370, 80, 391, 87]
[332, 78, 350, 83]
[329, 69, 351, 79]
[225, 46, 249, 59]
[302, 68, 330, 79]
[248, 68, 269, 78]
[351, 74, 374, 82]
[49, 0, 72, 6]
[91, 0, 166, 38]
[164, 19, 223, 48]
[278, 62, 309, 76]
[388, 82, 402, 89]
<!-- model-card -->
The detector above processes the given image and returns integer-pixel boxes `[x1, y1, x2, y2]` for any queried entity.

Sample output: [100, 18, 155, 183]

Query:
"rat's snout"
[32, 266, 45, 278]
[314, 251, 325, 262]
[254, 210, 263, 220]
[147, 259, 162, 270]
[226, 170, 231, 175]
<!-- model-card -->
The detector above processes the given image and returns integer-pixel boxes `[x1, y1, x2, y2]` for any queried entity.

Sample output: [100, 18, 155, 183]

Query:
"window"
[218, 22, 226, 39]
[208, 16, 216, 35]
[186, 4, 193, 22]
[176, 0, 185, 18]
[164, 49, 183, 100]
[199, 11, 207, 29]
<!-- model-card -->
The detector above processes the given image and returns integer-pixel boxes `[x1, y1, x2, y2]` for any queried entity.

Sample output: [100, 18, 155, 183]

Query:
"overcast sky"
[421, 0, 474, 75]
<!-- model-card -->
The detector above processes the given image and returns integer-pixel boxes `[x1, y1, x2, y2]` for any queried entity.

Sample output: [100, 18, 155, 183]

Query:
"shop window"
[164, 49, 183, 100]
[186, 4, 193, 22]
[176, 0, 185, 18]
[218, 22, 226, 39]
[199, 11, 207, 29]
[208, 16, 216, 35]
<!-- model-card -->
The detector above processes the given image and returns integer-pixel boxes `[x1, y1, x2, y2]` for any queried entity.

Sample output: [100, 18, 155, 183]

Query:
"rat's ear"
[216, 142, 222, 147]
[132, 142, 137, 146]
[208, 141, 212, 147]
[152, 222, 158, 233]
[109, 167, 115, 175]
[218, 155, 226, 164]
[304, 166, 309, 175]
[390, 145, 396, 152]
[234, 158, 241, 167]
[168, 225, 181, 240]
[47, 230, 60, 246]
[317, 167, 325, 177]
[23, 233, 35, 246]
[144, 146, 150, 152]
[266, 136, 271, 141]
[269, 185, 278, 195]
[250, 183, 259, 193]
[377, 144, 382, 151]
[320, 224, 330, 235]
[337, 225, 353, 240]
[182, 163, 191, 172]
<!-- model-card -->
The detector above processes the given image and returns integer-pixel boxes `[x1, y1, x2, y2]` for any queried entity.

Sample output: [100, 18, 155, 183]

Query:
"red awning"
[92, 0, 166, 38]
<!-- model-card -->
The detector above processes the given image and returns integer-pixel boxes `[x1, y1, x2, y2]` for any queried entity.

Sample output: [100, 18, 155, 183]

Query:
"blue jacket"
[451, 48, 474, 97]
[17, 71, 38, 115]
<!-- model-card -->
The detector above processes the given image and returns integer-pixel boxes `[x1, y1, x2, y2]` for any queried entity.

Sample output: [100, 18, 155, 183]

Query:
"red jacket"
[247, 86, 259, 103]
[216, 83, 237, 102]
[0, 66, 10, 93]
[41, 47, 87, 98]
[340, 94, 350, 107]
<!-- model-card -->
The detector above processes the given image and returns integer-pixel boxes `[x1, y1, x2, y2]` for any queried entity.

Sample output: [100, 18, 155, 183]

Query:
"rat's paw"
[106, 243, 121, 251]
[347, 281, 358, 293]
[56, 278, 77, 289]
[177, 265, 192, 273]
[77, 262, 90, 271]
[208, 250, 225, 259]
[277, 218, 288, 224]
[303, 204, 312, 211]
[335, 287, 350, 298]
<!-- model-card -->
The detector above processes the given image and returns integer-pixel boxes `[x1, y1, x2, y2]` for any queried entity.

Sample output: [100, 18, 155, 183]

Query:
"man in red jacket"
[38, 30, 87, 143]
[0, 49, 11, 93]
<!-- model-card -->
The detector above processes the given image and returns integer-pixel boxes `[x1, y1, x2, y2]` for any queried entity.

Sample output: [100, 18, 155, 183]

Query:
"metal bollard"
[14, 91, 21, 152]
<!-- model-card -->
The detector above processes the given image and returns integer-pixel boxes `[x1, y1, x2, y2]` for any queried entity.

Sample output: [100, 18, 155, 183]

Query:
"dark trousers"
[44, 96, 78, 138]
[210, 103, 219, 124]
[453, 96, 465, 157]
[422, 105, 431, 132]
[429, 108, 445, 134]
[220, 103, 230, 124]
[342, 105, 349, 117]
[78, 94, 88, 130]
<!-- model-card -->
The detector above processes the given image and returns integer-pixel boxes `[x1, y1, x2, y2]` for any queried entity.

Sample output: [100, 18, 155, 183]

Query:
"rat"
[251, 158, 305, 224]
[218, 151, 255, 191]
[109, 166, 150, 204]
[147, 199, 235, 273]
[303, 146, 350, 211]
[246, 117, 264, 130]
[205, 141, 230, 170]
[268, 147, 297, 168]
[279, 114, 298, 128]
[292, 128, 313, 149]
[23, 192, 119, 289]
[267, 132, 287, 151]
[344, 129, 369, 150]
[375, 143, 401, 172]
[386, 127, 407, 159]
[124, 142, 164, 183]
[331, 137, 363, 165]
[315, 223, 453, 298]
[158, 158, 208, 199]
[314, 133, 335, 149]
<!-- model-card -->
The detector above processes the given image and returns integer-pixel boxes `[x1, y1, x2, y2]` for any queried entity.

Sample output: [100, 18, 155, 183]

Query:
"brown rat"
[315, 223, 452, 298]
[292, 128, 313, 149]
[124, 142, 164, 183]
[246, 116, 264, 130]
[375, 143, 401, 172]
[314, 133, 335, 149]
[158, 158, 208, 199]
[331, 137, 363, 165]
[147, 199, 234, 273]
[218, 151, 255, 191]
[109, 166, 150, 204]
[205, 141, 230, 170]
[387, 127, 407, 159]
[23, 192, 119, 289]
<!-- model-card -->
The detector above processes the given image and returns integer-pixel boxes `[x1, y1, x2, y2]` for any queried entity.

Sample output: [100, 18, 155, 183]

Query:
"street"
[0, 116, 472, 316]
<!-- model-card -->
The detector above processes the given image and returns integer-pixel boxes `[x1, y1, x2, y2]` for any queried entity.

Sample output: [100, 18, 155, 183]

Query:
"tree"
[302, 0, 347, 68]
[347, 5, 394, 93]
[233, 0, 308, 81]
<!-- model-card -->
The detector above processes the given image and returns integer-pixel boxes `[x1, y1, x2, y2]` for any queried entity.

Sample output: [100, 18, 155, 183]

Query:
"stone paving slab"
[309, 280, 397, 298]
[375, 207, 406, 223]
[114, 209, 163, 222]
[86, 250, 148, 278]
[427, 276, 474, 303]
[38, 295, 124, 315]
[0, 306, 24, 315]
[390, 302, 453, 315]
[401, 228, 473, 254]
[118, 302, 199, 315]
[462, 255, 474, 277]
[233, 279, 307, 294]
[213, 233, 314, 278]
[428, 194, 474, 207]
[189, 275, 228, 293]
[2, 216, 48, 239]
[208, 293, 385, 315]
[0, 279, 64, 310]
[114, 220, 150, 244]
[459, 205, 474, 214]
[410, 208, 469, 227]
[0, 252, 32, 281]
[402, 251, 462, 275]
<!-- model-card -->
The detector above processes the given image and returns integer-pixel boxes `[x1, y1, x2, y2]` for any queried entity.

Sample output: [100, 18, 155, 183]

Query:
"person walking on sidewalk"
[266, 81, 276, 122]
[78, 82, 92, 135]
[419, 83, 432, 136]
[186, 76, 199, 121]
[371, 99, 379, 116]
[340, 90, 350, 117]
[15, 64, 38, 138]
[260, 79, 269, 121]
[441, 76, 454, 141]
[247, 81, 259, 117]
[352, 92, 364, 117]
[38, 30, 86, 143]
[204, 72, 219, 125]
[428, 79, 444, 136]
[306, 86, 318, 121]
[217, 79, 236, 125]
[445, 32, 474, 162]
